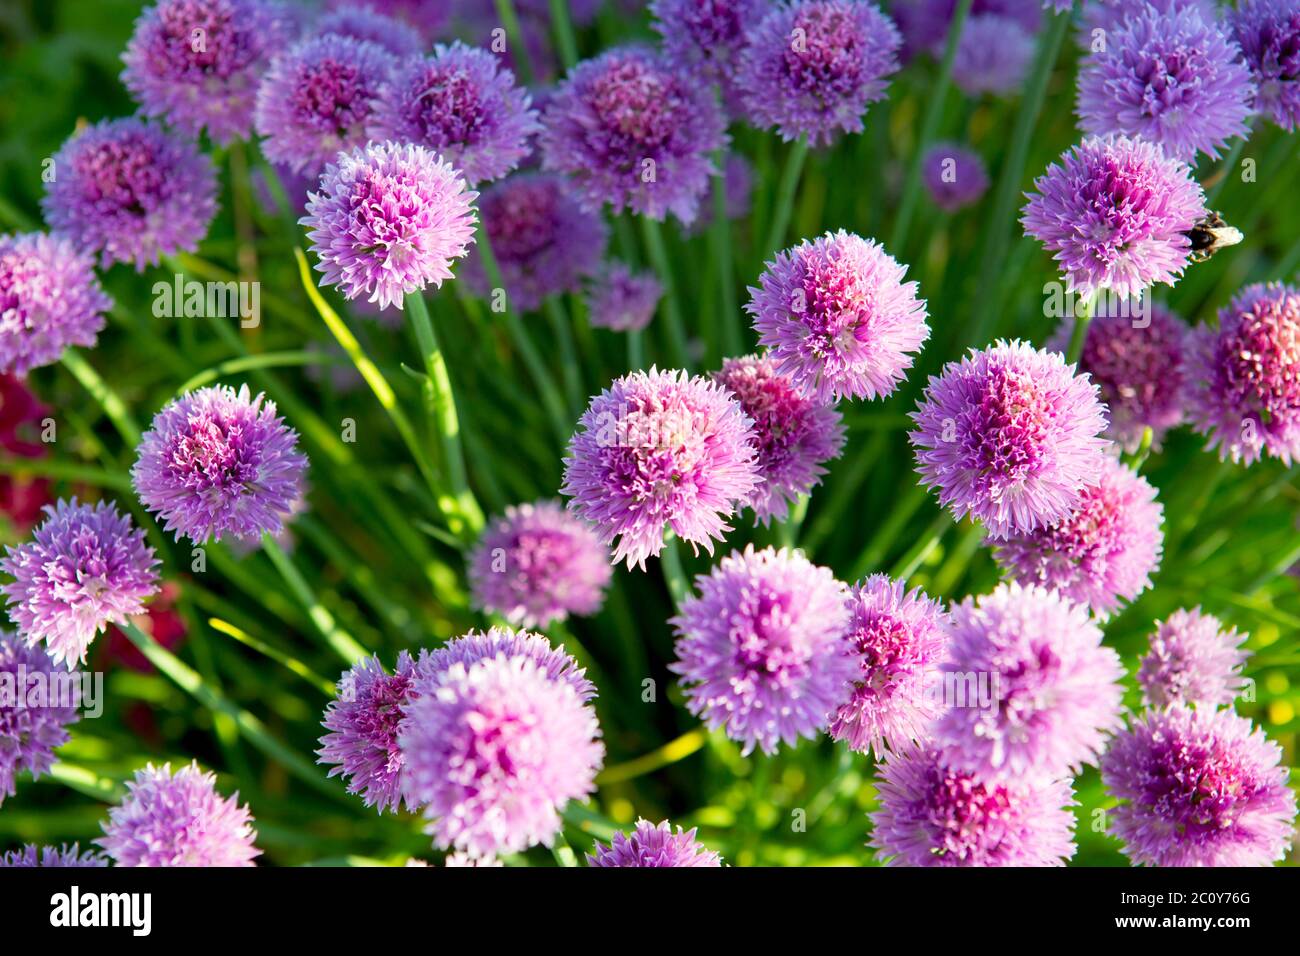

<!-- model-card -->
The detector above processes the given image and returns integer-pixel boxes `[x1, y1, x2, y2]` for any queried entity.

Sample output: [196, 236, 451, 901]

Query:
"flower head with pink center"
[1137, 607, 1251, 708]
[587, 819, 723, 867]
[0, 633, 82, 804]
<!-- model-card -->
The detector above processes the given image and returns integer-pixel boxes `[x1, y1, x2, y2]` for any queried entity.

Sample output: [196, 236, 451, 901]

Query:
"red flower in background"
[0, 374, 54, 531]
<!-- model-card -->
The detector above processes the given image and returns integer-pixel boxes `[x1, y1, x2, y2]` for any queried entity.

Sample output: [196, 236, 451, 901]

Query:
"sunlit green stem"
[61, 349, 141, 447]
[1065, 289, 1099, 365]
[640, 216, 691, 369]
[712, 148, 743, 356]
[262, 532, 369, 665]
[661, 532, 691, 606]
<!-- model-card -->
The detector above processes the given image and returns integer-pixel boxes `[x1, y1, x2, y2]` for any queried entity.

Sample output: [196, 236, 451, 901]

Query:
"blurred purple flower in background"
[1137, 607, 1251, 708]
[921, 142, 989, 212]
[584, 262, 662, 332]
[0, 634, 81, 803]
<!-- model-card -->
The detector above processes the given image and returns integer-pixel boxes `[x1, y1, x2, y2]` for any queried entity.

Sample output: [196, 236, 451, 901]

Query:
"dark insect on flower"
[1183, 210, 1245, 263]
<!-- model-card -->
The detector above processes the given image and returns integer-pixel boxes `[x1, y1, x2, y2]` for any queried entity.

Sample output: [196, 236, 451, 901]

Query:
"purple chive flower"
[254, 35, 395, 177]
[0, 843, 106, 867]
[994, 457, 1163, 617]
[935, 582, 1126, 781]
[952, 14, 1036, 96]
[1021, 135, 1207, 299]
[561, 368, 760, 570]
[121, 0, 294, 145]
[584, 262, 663, 332]
[670, 545, 855, 755]
[712, 354, 847, 524]
[734, 0, 901, 146]
[329, 0, 451, 37]
[301, 141, 477, 310]
[1, 500, 159, 669]
[747, 230, 929, 404]
[1079, 0, 1217, 39]
[894, 0, 1042, 60]
[921, 142, 989, 212]
[468, 500, 613, 629]
[462, 173, 607, 312]
[0, 634, 81, 804]
[98, 762, 260, 867]
[587, 819, 723, 867]
[1077, 6, 1255, 162]
[1102, 705, 1297, 867]
[318, 652, 418, 814]
[1186, 282, 1300, 465]
[370, 43, 540, 187]
[649, 0, 768, 111]
[910, 341, 1111, 538]
[869, 744, 1077, 867]
[311, 7, 422, 56]
[132, 384, 308, 544]
[41, 118, 218, 272]
[1231, 0, 1300, 131]
[1137, 607, 1251, 708]
[0, 233, 111, 376]
[827, 576, 949, 758]
[418, 627, 596, 702]
[539, 46, 728, 224]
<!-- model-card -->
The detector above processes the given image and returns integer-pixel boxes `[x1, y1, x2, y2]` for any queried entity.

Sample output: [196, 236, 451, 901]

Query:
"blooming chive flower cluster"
[1136, 608, 1251, 708]
[587, 819, 723, 867]
[649, 0, 768, 112]
[1230, 0, 1300, 131]
[0, 633, 81, 804]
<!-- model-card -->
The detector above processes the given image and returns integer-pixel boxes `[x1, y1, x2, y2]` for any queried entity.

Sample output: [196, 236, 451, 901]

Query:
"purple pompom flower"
[584, 262, 662, 332]
[1102, 705, 1297, 866]
[649, 0, 768, 111]
[98, 762, 260, 867]
[539, 46, 728, 224]
[0, 634, 81, 804]
[562, 368, 760, 569]
[254, 34, 396, 176]
[869, 744, 1077, 866]
[121, 0, 294, 145]
[994, 457, 1163, 616]
[587, 819, 723, 867]
[952, 14, 1036, 96]
[734, 0, 901, 146]
[312, 7, 422, 56]
[418, 627, 596, 702]
[0, 843, 106, 867]
[1021, 135, 1207, 300]
[712, 353, 847, 523]
[910, 341, 1111, 538]
[1231, 0, 1300, 131]
[1079, 0, 1217, 40]
[921, 142, 989, 212]
[132, 384, 308, 544]
[1076, 5, 1255, 162]
[302, 142, 478, 310]
[370, 43, 540, 187]
[0, 233, 111, 376]
[468, 500, 613, 629]
[1, 500, 160, 669]
[1137, 607, 1251, 708]
[934, 582, 1126, 781]
[42, 118, 218, 272]
[747, 230, 929, 403]
[670, 545, 854, 755]
[1185, 282, 1300, 465]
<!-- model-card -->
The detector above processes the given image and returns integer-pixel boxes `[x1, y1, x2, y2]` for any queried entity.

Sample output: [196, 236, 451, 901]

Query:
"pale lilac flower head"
[42, 118, 218, 272]
[869, 744, 1078, 866]
[734, 0, 902, 146]
[827, 576, 949, 757]
[98, 762, 260, 867]
[1231, 0, 1300, 131]
[921, 142, 989, 212]
[418, 627, 596, 702]
[587, 819, 723, 867]
[1, 500, 160, 669]
[1185, 282, 1300, 465]
[894, 0, 1042, 59]
[934, 582, 1126, 781]
[121, 0, 294, 145]
[132, 384, 308, 544]
[649, 0, 768, 110]
[712, 353, 847, 523]
[994, 457, 1163, 616]
[0, 233, 111, 376]
[1137, 607, 1251, 708]
[0, 843, 106, 867]
[1102, 705, 1297, 866]
[1077, 5, 1255, 162]
[312, 7, 422, 55]
[301, 141, 478, 310]
[1021, 135, 1207, 299]
[539, 46, 728, 224]
[952, 14, 1036, 96]
[562, 368, 760, 569]
[910, 341, 1111, 537]
[747, 230, 929, 403]
[0, 634, 80, 804]
[670, 545, 855, 755]
[584, 262, 662, 332]
[468, 500, 613, 629]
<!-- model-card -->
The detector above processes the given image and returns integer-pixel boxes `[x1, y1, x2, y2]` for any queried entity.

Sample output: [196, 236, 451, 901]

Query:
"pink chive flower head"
[1102, 705, 1297, 866]
[747, 230, 929, 404]
[417, 627, 596, 703]
[468, 500, 613, 629]
[0, 843, 106, 867]
[301, 141, 477, 311]
[952, 14, 1037, 95]
[1230, 0, 1300, 131]
[561, 368, 760, 570]
[0, 233, 111, 376]
[41, 118, 218, 272]
[1, 500, 159, 669]
[934, 582, 1126, 781]
[1021, 135, 1207, 299]
[0, 634, 81, 804]
[311, 7, 422, 56]
[669, 546, 855, 755]
[584, 262, 663, 332]
[97, 762, 260, 867]
[712, 353, 847, 524]
[587, 819, 723, 867]
[132, 384, 308, 544]
[1137, 607, 1251, 709]
[909, 340, 1111, 538]
[921, 142, 989, 212]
